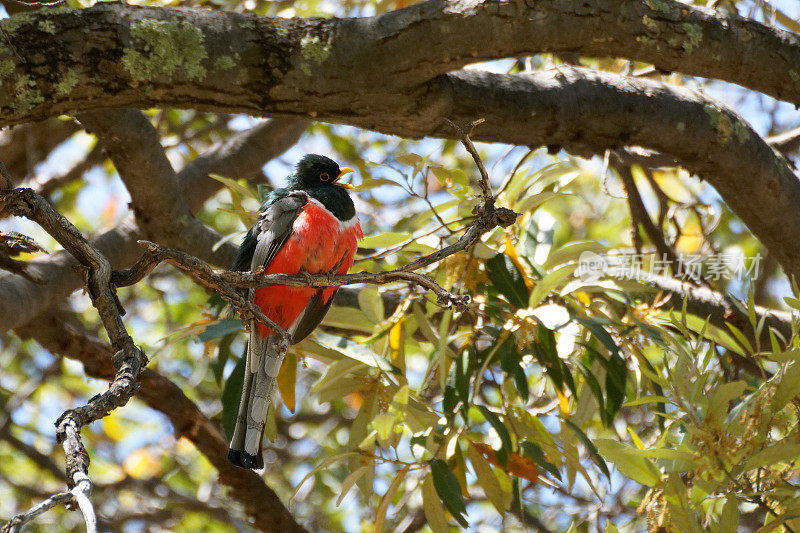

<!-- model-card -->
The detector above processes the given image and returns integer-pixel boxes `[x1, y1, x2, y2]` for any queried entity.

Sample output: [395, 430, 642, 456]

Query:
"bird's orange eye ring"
[319, 172, 330, 181]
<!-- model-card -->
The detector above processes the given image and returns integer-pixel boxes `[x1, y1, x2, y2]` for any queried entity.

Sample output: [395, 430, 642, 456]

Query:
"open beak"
[335, 167, 355, 189]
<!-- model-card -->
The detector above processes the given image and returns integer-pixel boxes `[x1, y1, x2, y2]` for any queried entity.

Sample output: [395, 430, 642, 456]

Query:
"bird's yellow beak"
[336, 167, 355, 189]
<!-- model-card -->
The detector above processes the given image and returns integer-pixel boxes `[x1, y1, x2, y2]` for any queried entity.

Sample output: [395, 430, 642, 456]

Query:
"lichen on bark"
[122, 18, 208, 81]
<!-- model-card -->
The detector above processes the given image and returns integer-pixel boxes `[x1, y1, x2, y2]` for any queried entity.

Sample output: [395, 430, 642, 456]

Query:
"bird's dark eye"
[319, 172, 330, 181]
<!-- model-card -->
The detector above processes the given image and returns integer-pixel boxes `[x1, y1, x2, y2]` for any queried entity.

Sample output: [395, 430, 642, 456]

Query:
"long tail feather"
[228, 324, 285, 469]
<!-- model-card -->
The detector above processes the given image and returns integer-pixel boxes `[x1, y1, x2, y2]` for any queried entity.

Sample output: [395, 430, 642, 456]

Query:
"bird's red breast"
[253, 200, 363, 337]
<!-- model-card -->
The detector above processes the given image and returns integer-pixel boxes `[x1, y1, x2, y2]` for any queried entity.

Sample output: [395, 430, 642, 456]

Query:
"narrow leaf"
[486, 253, 530, 309]
[277, 353, 297, 413]
[430, 459, 469, 527]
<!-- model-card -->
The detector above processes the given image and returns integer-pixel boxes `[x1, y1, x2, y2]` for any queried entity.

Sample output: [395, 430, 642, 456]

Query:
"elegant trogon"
[227, 154, 362, 469]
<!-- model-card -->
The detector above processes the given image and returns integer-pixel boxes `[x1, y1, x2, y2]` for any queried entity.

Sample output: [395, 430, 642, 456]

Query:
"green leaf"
[742, 442, 800, 472]
[544, 240, 608, 270]
[773, 362, 800, 411]
[499, 338, 528, 401]
[486, 253, 530, 309]
[514, 191, 570, 215]
[395, 153, 424, 167]
[430, 459, 468, 527]
[312, 332, 393, 370]
[208, 173, 258, 201]
[353, 177, 404, 191]
[220, 352, 246, 440]
[529, 263, 577, 308]
[422, 474, 450, 533]
[358, 285, 385, 323]
[706, 380, 746, 423]
[478, 406, 513, 468]
[337, 466, 368, 507]
[577, 363, 606, 426]
[359, 232, 409, 249]
[375, 466, 409, 532]
[562, 418, 610, 478]
[594, 439, 660, 486]
[577, 318, 627, 422]
[718, 495, 739, 533]
[622, 396, 672, 407]
[198, 319, 242, 342]
[520, 441, 561, 481]
[530, 323, 577, 398]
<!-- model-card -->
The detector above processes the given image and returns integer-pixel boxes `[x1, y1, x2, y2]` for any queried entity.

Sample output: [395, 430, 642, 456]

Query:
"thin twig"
[444, 118, 494, 208]
[0, 492, 73, 533]
[115, 241, 471, 311]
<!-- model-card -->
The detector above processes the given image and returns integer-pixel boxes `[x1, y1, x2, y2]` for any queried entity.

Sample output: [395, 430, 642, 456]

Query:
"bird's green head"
[289, 154, 354, 190]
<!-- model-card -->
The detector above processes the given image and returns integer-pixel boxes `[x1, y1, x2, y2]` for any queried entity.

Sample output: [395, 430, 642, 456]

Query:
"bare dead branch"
[0, 492, 73, 533]
[444, 118, 493, 208]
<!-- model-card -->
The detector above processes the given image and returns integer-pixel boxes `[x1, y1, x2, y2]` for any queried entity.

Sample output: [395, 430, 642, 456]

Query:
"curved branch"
[78, 109, 193, 246]
[1, 0, 799, 127]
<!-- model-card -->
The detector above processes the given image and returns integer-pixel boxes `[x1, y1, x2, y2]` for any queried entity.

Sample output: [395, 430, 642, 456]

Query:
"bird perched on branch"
[228, 154, 362, 469]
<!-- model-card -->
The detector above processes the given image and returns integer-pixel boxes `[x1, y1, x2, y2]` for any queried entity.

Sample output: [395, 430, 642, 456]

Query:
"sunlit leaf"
[467, 442, 510, 514]
[594, 439, 660, 486]
[277, 352, 297, 413]
[422, 473, 450, 533]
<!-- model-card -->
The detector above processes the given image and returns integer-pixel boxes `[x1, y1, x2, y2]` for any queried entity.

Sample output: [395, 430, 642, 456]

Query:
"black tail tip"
[227, 448, 264, 470]
[227, 449, 244, 468]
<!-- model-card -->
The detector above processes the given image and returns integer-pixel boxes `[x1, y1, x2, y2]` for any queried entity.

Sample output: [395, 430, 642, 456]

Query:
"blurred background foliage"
[1, 0, 800, 531]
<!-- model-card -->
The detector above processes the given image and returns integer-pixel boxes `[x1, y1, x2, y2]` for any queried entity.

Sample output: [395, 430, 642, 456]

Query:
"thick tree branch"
[78, 108, 237, 267]
[1, 0, 799, 126]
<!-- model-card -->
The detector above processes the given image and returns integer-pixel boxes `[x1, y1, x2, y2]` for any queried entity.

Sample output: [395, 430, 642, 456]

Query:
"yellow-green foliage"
[214, 54, 237, 71]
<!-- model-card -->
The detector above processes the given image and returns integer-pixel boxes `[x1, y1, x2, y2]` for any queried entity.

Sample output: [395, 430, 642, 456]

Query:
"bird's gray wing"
[250, 191, 308, 272]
